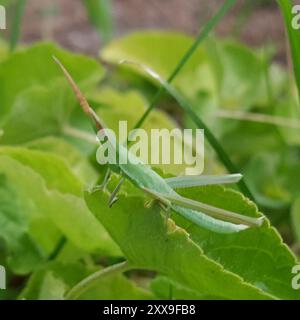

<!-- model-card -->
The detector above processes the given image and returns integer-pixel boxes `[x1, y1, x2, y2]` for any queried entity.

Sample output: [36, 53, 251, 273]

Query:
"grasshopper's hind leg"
[165, 174, 242, 189]
[143, 188, 173, 226]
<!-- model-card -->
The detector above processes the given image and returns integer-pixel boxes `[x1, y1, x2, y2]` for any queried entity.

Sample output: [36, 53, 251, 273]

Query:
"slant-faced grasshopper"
[54, 57, 264, 234]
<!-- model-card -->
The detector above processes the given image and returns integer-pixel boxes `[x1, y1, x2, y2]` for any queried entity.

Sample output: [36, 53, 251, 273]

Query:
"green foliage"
[102, 31, 210, 97]
[277, 0, 300, 103]
[9, 0, 26, 52]
[85, 183, 299, 299]
[0, 42, 104, 123]
[20, 261, 154, 300]
[89, 87, 197, 175]
[101, 32, 269, 110]
[100, 31, 300, 207]
[0, 23, 300, 299]
[292, 199, 300, 244]
[82, 0, 114, 44]
[0, 149, 120, 274]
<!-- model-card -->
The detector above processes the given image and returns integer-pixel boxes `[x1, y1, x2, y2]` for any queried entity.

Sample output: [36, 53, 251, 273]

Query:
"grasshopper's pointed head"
[53, 56, 105, 131]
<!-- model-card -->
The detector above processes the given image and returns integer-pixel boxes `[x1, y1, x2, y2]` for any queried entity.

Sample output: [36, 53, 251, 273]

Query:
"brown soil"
[19, 0, 287, 61]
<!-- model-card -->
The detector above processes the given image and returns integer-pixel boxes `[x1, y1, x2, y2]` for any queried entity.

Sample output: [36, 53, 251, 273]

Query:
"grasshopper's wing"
[165, 174, 242, 189]
[142, 188, 264, 228]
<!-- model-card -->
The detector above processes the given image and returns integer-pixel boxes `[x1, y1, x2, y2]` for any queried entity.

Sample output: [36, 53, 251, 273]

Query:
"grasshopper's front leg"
[108, 177, 125, 208]
[90, 168, 111, 193]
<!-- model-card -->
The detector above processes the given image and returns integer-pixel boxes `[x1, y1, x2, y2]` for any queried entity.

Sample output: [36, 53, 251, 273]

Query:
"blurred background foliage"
[0, 0, 300, 300]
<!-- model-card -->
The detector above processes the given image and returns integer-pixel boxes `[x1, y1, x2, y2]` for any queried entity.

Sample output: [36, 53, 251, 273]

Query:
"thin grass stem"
[65, 261, 131, 300]
[10, 0, 26, 52]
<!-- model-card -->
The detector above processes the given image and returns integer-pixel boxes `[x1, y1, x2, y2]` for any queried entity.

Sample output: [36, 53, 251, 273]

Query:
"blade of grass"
[9, 0, 26, 52]
[127, 0, 255, 200]
[48, 237, 67, 261]
[131, 0, 236, 131]
[66, 261, 131, 300]
[217, 109, 300, 129]
[277, 0, 300, 103]
[122, 60, 254, 200]
[83, 0, 113, 44]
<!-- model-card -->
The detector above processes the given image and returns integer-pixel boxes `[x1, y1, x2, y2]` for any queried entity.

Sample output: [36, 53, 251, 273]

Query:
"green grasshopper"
[54, 57, 264, 234]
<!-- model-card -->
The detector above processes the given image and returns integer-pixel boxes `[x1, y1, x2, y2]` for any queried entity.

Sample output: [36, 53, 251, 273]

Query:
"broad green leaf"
[0, 150, 120, 273]
[101, 31, 218, 107]
[101, 32, 267, 110]
[151, 276, 211, 300]
[20, 261, 155, 300]
[0, 43, 104, 149]
[177, 185, 300, 300]
[151, 275, 233, 299]
[201, 38, 265, 114]
[85, 188, 277, 300]
[0, 42, 104, 119]
[0, 174, 46, 274]
[0, 147, 82, 195]
[101, 31, 209, 93]
[25, 136, 98, 185]
[0, 83, 72, 145]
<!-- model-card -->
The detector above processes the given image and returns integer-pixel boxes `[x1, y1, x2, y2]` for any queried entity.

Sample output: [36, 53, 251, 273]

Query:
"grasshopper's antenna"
[53, 56, 104, 131]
